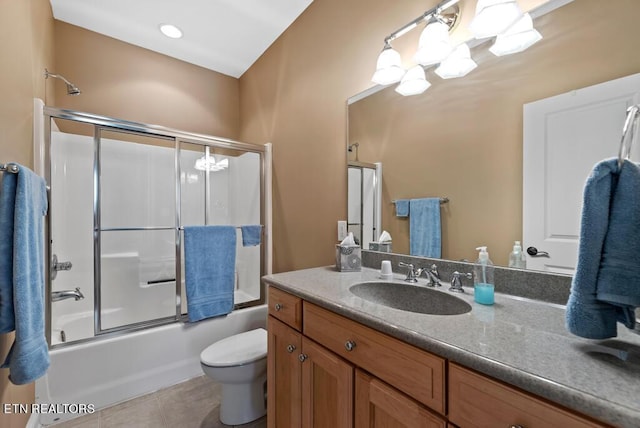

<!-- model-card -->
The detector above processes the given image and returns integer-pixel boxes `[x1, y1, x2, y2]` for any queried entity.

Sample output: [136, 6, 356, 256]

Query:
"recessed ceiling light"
[159, 23, 183, 39]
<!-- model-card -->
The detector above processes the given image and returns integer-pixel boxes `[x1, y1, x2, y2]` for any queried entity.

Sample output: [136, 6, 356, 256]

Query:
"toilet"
[200, 328, 268, 425]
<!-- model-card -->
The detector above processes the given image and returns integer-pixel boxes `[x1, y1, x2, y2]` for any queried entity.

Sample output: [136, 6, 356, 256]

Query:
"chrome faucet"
[449, 271, 472, 293]
[423, 264, 442, 287]
[52, 287, 84, 302]
[399, 262, 421, 282]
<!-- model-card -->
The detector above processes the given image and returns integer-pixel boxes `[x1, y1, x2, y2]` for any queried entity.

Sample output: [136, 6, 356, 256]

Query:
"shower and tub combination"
[33, 102, 272, 425]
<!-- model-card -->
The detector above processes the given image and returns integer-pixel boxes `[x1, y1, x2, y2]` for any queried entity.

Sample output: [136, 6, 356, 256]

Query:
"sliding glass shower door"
[97, 129, 178, 332]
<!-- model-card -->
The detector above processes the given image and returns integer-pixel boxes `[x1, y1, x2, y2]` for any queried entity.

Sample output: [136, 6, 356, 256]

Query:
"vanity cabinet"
[448, 364, 606, 428]
[268, 291, 353, 428]
[355, 370, 446, 428]
[267, 287, 609, 428]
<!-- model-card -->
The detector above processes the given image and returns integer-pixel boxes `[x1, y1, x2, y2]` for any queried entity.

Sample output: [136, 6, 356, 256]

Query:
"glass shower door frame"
[44, 107, 269, 347]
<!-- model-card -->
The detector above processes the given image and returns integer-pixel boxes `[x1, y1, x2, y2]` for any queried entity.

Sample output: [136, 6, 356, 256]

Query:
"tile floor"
[51, 375, 266, 428]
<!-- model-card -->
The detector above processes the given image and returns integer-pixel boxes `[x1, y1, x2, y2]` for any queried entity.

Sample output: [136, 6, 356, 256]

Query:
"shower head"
[44, 69, 81, 96]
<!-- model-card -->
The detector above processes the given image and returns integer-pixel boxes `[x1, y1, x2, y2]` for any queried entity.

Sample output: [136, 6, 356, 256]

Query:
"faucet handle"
[74, 287, 84, 301]
[398, 262, 418, 282]
[449, 271, 472, 293]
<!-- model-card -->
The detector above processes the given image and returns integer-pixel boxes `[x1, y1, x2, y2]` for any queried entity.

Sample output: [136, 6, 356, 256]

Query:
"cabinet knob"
[345, 340, 356, 351]
[509, 425, 524, 428]
[286, 344, 296, 353]
[298, 353, 308, 362]
[274, 303, 283, 311]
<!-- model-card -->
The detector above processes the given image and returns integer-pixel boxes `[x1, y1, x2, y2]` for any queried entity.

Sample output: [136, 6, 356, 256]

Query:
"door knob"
[526, 247, 550, 257]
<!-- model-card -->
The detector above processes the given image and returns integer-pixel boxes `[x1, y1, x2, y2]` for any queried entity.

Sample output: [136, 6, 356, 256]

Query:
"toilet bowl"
[200, 328, 267, 425]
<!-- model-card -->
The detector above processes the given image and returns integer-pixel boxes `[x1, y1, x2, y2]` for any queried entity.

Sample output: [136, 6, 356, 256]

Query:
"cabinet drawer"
[304, 303, 445, 414]
[448, 363, 609, 428]
[268, 287, 302, 331]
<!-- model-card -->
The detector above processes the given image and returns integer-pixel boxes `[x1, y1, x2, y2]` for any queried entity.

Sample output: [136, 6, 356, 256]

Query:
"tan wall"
[240, 0, 640, 270]
[53, 21, 240, 139]
[239, 0, 446, 272]
[0, 1, 55, 425]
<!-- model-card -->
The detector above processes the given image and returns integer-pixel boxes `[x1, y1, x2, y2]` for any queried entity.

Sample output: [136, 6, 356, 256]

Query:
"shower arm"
[45, 69, 71, 85]
[44, 69, 81, 95]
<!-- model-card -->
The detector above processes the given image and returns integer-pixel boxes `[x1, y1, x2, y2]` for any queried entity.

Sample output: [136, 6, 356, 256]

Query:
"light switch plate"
[337, 220, 348, 241]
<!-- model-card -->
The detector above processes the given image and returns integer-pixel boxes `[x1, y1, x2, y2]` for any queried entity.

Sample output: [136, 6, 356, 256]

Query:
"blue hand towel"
[0, 165, 50, 385]
[395, 200, 409, 217]
[240, 225, 262, 247]
[409, 198, 441, 258]
[184, 226, 236, 322]
[566, 159, 638, 339]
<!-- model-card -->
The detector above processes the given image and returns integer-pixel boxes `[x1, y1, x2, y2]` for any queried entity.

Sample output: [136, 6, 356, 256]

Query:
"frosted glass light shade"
[490, 13, 542, 56]
[372, 46, 405, 85]
[413, 21, 453, 66]
[469, 0, 522, 39]
[435, 43, 477, 79]
[395, 66, 431, 96]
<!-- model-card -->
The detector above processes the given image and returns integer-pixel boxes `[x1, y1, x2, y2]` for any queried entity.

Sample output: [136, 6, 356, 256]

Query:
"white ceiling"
[49, 0, 314, 78]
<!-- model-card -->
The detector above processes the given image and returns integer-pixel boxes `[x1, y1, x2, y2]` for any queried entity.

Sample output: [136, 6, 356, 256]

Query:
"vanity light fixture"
[159, 23, 183, 39]
[372, 0, 542, 96]
[195, 155, 228, 172]
[371, 42, 406, 85]
[489, 13, 542, 56]
[395, 66, 431, 96]
[469, 0, 523, 39]
[413, 20, 453, 66]
[435, 43, 477, 79]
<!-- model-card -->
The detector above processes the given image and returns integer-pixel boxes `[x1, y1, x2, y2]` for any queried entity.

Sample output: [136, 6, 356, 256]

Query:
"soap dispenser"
[473, 246, 495, 305]
[508, 241, 526, 269]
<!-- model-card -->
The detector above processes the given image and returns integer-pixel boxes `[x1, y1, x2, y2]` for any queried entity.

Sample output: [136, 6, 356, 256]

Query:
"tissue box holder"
[369, 242, 392, 252]
[335, 245, 361, 272]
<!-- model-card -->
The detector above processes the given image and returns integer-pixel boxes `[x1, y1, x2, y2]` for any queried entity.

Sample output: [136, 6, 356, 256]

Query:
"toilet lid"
[200, 328, 267, 367]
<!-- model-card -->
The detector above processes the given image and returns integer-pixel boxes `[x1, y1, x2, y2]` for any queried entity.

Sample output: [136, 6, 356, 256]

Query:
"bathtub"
[36, 304, 267, 426]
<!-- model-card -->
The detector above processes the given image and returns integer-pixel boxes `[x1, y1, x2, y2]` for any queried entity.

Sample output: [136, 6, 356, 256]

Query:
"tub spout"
[52, 287, 84, 302]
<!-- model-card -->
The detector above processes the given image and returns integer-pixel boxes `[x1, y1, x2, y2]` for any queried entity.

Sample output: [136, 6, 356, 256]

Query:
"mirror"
[347, 0, 640, 268]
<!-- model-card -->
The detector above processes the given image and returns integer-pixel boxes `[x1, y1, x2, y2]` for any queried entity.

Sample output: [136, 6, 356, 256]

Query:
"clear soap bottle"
[473, 246, 495, 305]
[508, 241, 526, 269]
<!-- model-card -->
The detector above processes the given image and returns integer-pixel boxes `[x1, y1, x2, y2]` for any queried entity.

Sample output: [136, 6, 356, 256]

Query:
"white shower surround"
[49, 130, 263, 341]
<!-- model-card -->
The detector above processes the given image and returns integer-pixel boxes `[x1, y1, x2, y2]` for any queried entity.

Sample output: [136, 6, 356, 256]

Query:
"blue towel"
[183, 226, 236, 322]
[240, 225, 262, 247]
[0, 165, 50, 384]
[409, 198, 441, 258]
[395, 200, 409, 217]
[566, 159, 638, 339]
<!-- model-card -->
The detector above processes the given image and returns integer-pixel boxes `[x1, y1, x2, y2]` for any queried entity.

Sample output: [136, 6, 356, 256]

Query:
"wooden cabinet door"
[448, 364, 607, 428]
[355, 370, 446, 428]
[268, 316, 302, 428]
[301, 336, 354, 428]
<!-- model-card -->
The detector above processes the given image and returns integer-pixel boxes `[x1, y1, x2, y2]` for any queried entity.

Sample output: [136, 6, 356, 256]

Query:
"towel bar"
[392, 197, 449, 205]
[0, 162, 19, 174]
[617, 104, 640, 171]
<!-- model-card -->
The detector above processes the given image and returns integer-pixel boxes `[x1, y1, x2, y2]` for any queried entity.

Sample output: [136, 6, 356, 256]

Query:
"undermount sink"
[349, 281, 472, 315]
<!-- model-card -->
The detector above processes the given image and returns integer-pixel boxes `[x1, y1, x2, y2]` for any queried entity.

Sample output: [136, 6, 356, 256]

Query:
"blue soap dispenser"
[473, 246, 495, 305]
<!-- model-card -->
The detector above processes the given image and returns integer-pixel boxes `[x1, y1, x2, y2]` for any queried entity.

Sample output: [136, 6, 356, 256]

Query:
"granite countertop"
[263, 266, 640, 428]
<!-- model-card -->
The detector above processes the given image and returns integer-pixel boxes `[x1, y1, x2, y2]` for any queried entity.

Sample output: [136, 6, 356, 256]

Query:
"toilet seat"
[200, 328, 267, 367]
